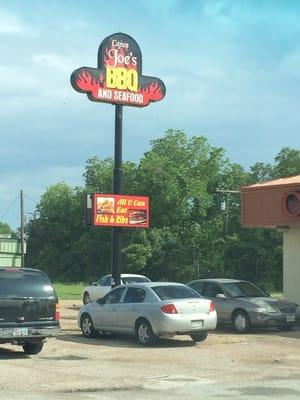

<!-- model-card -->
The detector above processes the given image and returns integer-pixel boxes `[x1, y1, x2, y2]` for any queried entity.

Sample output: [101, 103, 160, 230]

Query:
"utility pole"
[217, 189, 240, 235]
[20, 189, 25, 267]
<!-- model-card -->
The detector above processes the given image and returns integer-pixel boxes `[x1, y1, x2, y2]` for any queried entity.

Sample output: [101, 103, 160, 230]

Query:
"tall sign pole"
[71, 32, 166, 287]
[20, 189, 25, 268]
[112, 104, 123, 286]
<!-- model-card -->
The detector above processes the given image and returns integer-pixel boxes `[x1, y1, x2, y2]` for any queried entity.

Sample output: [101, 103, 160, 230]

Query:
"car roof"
[114, 282, 187, 288]
[103, 273, 148, 278]
[189, 278, 247, 284]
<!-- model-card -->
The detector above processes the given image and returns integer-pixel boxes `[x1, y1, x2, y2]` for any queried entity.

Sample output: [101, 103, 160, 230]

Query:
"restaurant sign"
[71, 32, 166, 107]
[93, 194, 149, 228]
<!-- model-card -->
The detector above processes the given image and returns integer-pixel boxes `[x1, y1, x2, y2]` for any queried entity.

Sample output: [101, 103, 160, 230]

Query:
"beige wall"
[0, 237, 26, 268]
[283, 227, 300, 304]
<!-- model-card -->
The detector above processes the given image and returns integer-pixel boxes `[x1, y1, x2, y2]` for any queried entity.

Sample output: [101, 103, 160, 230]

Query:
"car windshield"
[151, 285, 201, 300]
[224, 282, 267, 298]
[121, 276, 150, 284]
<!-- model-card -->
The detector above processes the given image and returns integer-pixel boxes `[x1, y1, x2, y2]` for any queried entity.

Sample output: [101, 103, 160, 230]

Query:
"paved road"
[0, 300, 300, 399]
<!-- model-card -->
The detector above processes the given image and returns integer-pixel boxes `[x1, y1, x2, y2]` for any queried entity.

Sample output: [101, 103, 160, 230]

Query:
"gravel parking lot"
[0, 300, 300, 400]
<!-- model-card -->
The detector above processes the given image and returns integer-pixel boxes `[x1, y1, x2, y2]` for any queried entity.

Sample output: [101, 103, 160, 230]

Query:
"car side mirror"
[216, 293, 226, 299]
[92, 282, 98, 286]
[97, 298, 105, 305]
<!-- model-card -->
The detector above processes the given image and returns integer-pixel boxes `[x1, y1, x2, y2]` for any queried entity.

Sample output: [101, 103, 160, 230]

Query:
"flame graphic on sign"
[76, 70, 102, 97]
[140, 81, 164, 102]
[75, 70, 164, 106]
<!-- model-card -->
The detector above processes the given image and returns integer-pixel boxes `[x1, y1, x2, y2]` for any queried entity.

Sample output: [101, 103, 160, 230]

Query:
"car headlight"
[253, 306, 278, 313]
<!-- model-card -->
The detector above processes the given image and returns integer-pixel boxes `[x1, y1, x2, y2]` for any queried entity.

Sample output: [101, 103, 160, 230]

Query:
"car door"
[114, 287, 147, 333]
[93, 287, 126, 331]
[202, 282, 228, 323]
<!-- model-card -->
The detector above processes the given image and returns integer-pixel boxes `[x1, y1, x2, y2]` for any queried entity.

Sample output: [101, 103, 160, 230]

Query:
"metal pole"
[216, 189, 240, 236]
[111, 104, 123, 287]
[20, 189, 25, 268]
[225, 192, 229, 235]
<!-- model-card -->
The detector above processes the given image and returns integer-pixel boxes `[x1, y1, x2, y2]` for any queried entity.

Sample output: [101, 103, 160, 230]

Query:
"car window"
[152, 285, 201, 300]
[104, 287, 125, 304]
[203, 283, 224, 298]
[224, 282, 266, 298]
[190, 281, 204, 294]
[98, 276, 107, 285]
[123, 287, 146, 303]
[0, 269, 55, 298]
[98, 276, 111, 286]
[105, 276, 112, 286]
[121, 276, 151, 284]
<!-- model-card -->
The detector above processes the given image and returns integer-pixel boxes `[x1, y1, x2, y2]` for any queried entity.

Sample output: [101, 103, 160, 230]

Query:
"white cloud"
[0, 9, 35, 35]
[0, 11, 23, 33]
[32, 53, 75, 72]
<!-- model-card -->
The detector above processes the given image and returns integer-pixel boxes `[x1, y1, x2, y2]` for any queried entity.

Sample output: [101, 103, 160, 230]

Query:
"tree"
[273, 147, 300, 178]
[136, 130, 226, 227]
[26, 183, 85, 279]
[0, 222, 14, 235]
[249, 161, 273, 183]
[84, 156, 138, 194]
[126, 130, 244, 281]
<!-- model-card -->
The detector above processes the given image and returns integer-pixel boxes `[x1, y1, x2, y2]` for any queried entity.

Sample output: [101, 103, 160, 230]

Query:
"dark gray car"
[188, 278, 299, 333]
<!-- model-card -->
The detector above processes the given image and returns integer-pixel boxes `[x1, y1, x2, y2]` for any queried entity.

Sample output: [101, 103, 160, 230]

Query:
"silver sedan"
[188, 278, 299, 332]
[78, 282, 217, 345]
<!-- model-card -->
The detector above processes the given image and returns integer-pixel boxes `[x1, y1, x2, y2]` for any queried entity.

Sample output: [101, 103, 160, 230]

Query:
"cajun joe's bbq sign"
[93, 194, 149, 228]
[71, 32, 166, 107]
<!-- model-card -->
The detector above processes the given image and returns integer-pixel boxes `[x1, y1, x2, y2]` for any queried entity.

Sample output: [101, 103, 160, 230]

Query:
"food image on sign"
[93, 194, 149, 228]
[96, 197, 115, 214]
[129, 210, 147, 225]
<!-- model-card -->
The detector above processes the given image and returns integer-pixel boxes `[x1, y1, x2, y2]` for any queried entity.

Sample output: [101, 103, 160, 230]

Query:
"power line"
[0, 194, 19, 221]
[24, 193, 39, 205]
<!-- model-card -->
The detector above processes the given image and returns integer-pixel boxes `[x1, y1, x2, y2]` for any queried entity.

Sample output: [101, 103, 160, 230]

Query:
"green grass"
[54, 282, 85, 300]
[271, 292, 283, 299]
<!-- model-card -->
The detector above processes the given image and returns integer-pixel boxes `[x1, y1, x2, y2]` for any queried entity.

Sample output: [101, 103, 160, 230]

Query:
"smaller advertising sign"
[93, 194, 149, 228]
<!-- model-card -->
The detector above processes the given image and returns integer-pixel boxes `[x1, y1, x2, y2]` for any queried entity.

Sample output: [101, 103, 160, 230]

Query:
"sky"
[1, 0, 300, 230]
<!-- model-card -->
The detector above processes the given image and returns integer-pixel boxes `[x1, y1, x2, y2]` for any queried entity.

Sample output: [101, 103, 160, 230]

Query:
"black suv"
[0, 268, 60, 354]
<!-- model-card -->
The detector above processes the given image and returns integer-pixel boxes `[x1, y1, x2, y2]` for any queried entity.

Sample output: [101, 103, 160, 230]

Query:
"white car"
[82, 273, 151, 304]
[78, 282, 217, 345]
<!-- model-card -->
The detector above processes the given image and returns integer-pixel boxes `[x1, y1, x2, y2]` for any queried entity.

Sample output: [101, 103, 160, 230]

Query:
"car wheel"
[232, 310, 250, 333]
[83, 292, 91, 305]
[190, 331, 208, 342]
[136, 319, 156, 346]
[23, 341, 44, 355]
[81, 313, 98, 338]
